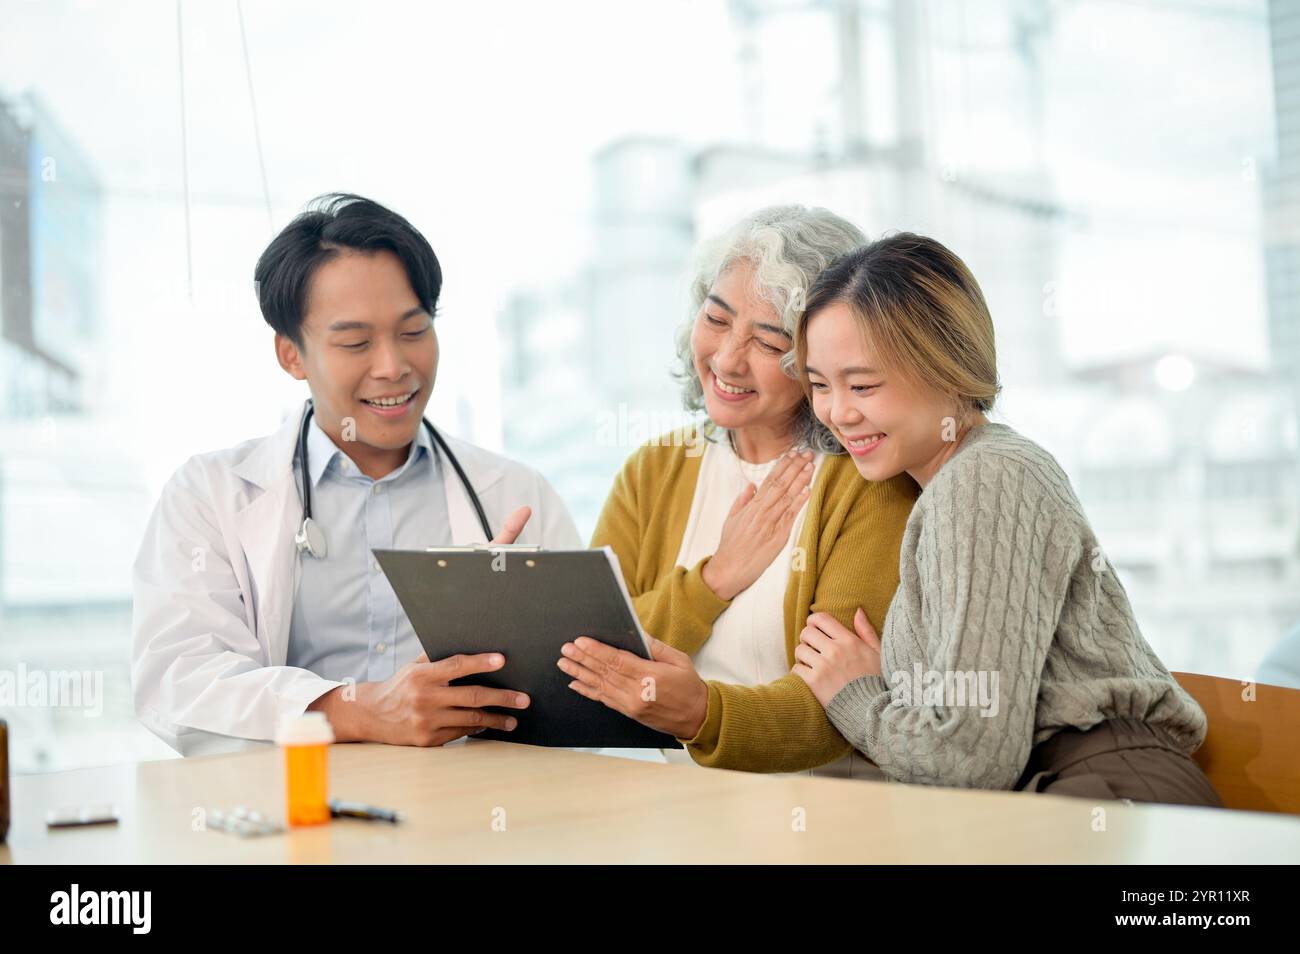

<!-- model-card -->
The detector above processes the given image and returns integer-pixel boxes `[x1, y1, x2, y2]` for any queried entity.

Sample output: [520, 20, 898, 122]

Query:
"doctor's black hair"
[254, 192, 442, 346]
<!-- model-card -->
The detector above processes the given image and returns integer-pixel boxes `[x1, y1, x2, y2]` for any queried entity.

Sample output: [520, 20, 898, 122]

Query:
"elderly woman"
[791, 233, 1219, 805]
[556, 206, 918, 776]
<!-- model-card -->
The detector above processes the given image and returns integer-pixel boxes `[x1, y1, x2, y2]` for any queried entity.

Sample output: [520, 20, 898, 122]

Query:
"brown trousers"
[1015, 718, 1222, 808]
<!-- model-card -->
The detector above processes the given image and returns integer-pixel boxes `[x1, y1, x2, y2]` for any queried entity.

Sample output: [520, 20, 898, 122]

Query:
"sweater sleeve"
[682, 475, 914, 773]
[590, 444, 731, 657]
[683, 674, 850, 772]
[825, 453, 1081, 789]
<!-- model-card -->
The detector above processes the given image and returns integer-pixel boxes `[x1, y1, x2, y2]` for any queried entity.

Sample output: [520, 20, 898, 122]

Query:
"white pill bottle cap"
[277, 712, 335, 746]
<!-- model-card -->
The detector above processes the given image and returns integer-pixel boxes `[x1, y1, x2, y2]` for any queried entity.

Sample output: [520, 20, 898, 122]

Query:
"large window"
[1, 0, 1294, 772]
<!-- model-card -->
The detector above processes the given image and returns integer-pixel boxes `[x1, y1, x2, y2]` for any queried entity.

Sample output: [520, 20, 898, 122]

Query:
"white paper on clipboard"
[598, 545, 652, 656]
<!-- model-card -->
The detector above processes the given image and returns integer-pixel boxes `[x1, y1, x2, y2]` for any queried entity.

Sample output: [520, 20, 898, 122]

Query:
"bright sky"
[0, 0, 1278, 496]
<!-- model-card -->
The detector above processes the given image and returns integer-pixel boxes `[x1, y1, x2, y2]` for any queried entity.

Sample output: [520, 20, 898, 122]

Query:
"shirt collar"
[412, 417, 437, 462]
[304, 414, 435, 488]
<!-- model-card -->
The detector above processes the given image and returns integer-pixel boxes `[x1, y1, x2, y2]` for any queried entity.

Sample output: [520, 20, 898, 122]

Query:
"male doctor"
[132, 193, 582, 756]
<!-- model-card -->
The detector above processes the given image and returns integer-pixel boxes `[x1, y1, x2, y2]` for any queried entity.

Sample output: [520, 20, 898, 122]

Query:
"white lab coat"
[131, 400, 583, 757]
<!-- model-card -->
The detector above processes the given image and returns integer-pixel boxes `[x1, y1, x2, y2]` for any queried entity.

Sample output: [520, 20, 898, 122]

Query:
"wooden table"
[4, 740, 1299, 863]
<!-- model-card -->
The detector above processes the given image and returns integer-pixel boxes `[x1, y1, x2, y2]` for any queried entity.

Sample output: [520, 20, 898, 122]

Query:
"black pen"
[328, 799, 405, 823]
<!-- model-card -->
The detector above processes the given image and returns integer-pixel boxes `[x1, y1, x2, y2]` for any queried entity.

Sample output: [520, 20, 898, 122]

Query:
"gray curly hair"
[673, 204, 867, 454]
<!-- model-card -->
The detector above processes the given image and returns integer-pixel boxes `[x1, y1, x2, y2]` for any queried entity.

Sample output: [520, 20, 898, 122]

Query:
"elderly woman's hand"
[557, 636, 709, 740]
[792, 608, 882, 708]
[701, 449, 815, 601]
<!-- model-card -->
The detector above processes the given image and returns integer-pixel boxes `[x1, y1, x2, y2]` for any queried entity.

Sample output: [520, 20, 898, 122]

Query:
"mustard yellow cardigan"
[590, 427, 918, 772]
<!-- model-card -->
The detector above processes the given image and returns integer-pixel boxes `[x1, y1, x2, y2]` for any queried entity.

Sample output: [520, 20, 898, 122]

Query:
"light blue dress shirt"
[287, 415, 452, 683]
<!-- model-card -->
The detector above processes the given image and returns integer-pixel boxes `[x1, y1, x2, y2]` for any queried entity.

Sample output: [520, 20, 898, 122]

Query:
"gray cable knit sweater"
[824, 422, 1207, 790]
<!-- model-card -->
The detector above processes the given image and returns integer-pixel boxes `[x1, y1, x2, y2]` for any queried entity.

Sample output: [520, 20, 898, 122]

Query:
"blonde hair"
[795, 232, 1000, 421]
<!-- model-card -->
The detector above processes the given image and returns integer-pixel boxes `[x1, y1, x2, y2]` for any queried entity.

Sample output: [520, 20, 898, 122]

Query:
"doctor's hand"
[311, 651, 531, 746]
[490, 506, 532, 546]
[701, 449, 814, 602]
[556, 635, 708, 740]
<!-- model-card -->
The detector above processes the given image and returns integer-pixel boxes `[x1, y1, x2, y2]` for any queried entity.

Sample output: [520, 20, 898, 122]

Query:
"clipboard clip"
[423, 544, 544, 552]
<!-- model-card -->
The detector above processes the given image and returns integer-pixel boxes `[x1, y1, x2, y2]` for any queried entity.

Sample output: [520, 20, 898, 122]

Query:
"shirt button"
[372, 484, 382, 495]
[375, 642, 387, 654]
[371, 559, 380, 572]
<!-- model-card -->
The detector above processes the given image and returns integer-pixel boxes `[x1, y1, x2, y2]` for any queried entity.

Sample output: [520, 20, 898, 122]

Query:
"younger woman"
[791, 233, 1220, 806]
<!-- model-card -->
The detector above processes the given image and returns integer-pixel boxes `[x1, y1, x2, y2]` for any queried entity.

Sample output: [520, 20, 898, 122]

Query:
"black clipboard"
[372, 546, 681, 749]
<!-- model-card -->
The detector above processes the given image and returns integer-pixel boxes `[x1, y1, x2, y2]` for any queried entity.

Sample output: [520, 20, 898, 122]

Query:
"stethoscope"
[294, 401, 494, 559]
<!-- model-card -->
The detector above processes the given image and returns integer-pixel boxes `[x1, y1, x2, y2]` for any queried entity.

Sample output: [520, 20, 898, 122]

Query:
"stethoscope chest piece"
[295, 516, 328, 559]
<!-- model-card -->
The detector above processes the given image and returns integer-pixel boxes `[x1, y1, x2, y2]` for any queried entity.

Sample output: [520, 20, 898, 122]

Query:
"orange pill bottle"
[277, 712, 335, 827]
